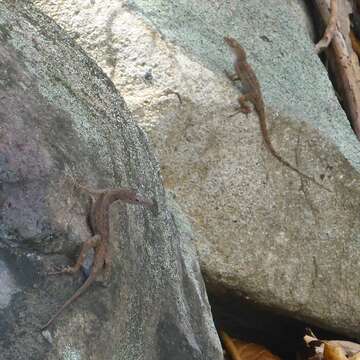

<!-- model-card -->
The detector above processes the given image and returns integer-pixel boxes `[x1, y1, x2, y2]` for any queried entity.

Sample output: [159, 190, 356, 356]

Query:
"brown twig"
[314, 0, 360, 140]
[350, 30, 360, 58]
[315, 0, 337, 53]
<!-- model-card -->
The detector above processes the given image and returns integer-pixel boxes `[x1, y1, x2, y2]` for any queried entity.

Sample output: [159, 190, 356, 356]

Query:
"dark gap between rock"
[207, 287, 354, 360]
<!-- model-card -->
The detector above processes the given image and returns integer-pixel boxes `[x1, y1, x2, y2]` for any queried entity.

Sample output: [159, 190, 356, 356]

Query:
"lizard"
[224, 36, 330, 191]
[41, 185, 153, 330]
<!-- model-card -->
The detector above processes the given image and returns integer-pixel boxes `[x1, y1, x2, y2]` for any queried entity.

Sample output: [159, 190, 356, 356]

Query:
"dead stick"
[314, 0, 360, 139]
[315, 0, 337, 53]
[350, 30, 360, 58]
[332, 31, 360, 138]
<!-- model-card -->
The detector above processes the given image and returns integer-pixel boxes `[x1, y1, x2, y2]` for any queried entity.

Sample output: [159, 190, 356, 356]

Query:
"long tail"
[40, 274, 96, 330]
[219, 330, 242, 360]
[256, 105, 331, 192]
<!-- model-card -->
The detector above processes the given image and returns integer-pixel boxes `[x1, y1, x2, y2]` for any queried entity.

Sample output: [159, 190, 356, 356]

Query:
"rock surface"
[0, 1, 222, 359]
[32, 0, 360, 338]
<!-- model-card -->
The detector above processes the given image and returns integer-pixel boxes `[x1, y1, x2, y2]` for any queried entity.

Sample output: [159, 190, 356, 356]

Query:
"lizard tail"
[255, 105, 330, 192]
[40, 274, 95, 330]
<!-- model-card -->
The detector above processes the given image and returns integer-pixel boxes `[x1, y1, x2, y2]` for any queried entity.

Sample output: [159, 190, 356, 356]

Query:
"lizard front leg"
[49, 234, 101, 275]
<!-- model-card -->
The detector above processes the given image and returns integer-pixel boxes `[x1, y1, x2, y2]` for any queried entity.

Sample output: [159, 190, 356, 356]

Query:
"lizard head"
[224, 36, 247, 61]
[122, 189, 154, 208]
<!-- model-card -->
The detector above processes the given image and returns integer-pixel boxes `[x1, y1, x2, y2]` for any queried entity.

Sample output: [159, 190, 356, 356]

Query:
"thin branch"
[332, 30, 360, 138]
[315, 0, 337, 53]
[314, 0, 360, 140]
[350, 30, 360, 58]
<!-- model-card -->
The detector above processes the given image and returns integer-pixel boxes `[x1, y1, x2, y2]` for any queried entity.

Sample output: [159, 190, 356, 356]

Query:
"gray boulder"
[0, 1, 222, 359]
[33, 0, 360, 339]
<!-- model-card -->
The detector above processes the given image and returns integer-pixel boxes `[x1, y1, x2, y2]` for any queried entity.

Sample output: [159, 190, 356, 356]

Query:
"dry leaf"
[308, 355, 324, 360]
[232, 339, 282, 360]
[304, 331, 360, 358]
[324, 342, 347, 360]
[219, 330, 281, 360]
[328, 341, 360, 357]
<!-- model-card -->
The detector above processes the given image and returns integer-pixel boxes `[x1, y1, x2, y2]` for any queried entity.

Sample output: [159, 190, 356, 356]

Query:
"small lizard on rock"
[224, 36, 329, 191]
[41, 185, 153, 330]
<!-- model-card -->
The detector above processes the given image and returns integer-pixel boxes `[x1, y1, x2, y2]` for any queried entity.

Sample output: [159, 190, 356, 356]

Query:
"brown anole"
[41, 185, 153, 330]
[224, 36, 330, 191]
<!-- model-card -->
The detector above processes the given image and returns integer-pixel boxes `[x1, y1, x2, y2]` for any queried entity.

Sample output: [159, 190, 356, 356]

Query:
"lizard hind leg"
[48, 234, 101, 275]
[237, 93, 253, 113]
[224, 69, 240, 81]
[228, 94, 253, 118]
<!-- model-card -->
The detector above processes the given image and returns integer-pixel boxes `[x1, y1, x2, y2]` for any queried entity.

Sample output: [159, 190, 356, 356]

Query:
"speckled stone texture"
[32, 0, 360, 338]
[0, 1, 222, 359]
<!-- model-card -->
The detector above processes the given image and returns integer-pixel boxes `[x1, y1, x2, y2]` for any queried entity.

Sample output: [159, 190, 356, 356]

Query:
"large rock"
[0, 1, 222, 359]
[32, 0, 360, 337]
